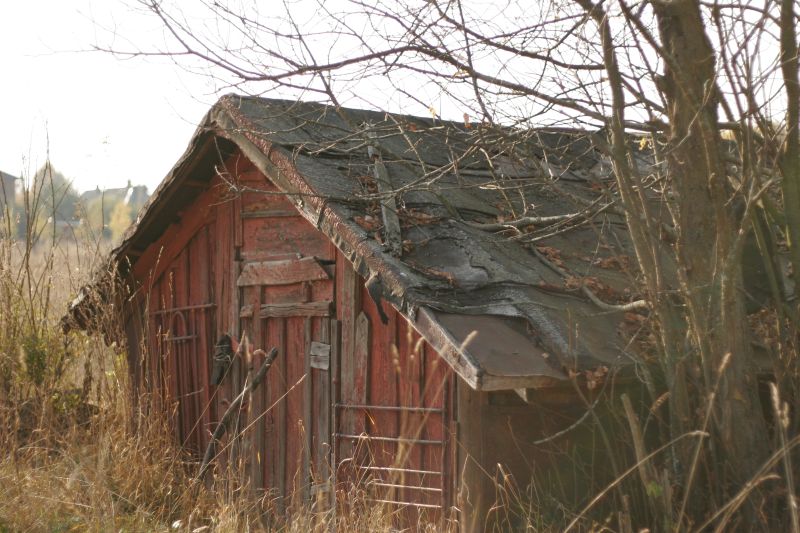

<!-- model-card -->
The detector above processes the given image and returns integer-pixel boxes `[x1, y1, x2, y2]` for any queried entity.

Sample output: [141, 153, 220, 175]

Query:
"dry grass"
[0, 173, 452, 532]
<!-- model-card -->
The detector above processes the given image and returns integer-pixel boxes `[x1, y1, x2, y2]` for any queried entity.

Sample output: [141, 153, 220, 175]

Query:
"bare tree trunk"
[780, 0, 800, 304]
[653, 0, 767, 508]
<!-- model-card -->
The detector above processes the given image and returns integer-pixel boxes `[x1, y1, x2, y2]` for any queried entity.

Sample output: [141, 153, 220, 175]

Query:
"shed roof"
[69, 95, 654, 391]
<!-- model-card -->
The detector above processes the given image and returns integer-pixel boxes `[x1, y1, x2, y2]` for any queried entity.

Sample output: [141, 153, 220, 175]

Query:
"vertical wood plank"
[328, 319, 342, 510]
[276, 317, 287, 512]
[340, 310, 370, 459]
[336, 253, 362, 474]
[399, 319, 423, 509]
[424, 343, 446, 510]
[233, 193, 243, 248]
[303, 316, 313, 503]
[361, 288, 395, 471]
[251, 346, 266, 491]
[286, 316, 306, 508]
[252, 285, 265, 492]
[314, 319, 331, 482]
[192, 226, 212, 452]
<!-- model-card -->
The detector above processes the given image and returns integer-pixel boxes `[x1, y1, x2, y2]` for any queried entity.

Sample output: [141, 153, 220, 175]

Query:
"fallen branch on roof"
[198, 347, 279, 480]
[463, 213, 580, 231]
[532, 247, 649, 312]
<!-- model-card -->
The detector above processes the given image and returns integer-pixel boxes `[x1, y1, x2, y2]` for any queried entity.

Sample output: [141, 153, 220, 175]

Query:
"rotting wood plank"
[310, 315, 330, 516]
[237, 257, 330, 287]
[276, 317, 287, 512]
[329, 319, 340, 514]
[314, 320, 331, 493]
[303, 317, 313, 504]
[336, 255, 362, 479]
[340, 311, 370, 464]
[229, 258, 243, 475]
[285, 316, 305, 509]
[259, 301, 332, 318]
[233, 194, 243, 248]
[250, 285, 265, 491]
[371, 144, 402, 256]
[368, 299, 398, 503]
[423, 343, 448, 512]
[192, 227, 213, 451]
[399, 319, 423, 511]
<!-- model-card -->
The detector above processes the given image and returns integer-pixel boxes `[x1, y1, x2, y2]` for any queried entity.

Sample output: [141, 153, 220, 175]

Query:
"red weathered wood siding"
[125, 149, 454, 518]
[333, 248, 455, 520]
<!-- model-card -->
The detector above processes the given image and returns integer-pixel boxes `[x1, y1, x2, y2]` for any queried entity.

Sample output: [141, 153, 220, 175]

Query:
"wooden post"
[456, 383, 492, 533]
[303, 317, 313, 503]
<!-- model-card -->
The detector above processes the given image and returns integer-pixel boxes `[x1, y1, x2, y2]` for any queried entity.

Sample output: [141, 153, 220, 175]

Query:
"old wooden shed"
[68, 95, 641, 530]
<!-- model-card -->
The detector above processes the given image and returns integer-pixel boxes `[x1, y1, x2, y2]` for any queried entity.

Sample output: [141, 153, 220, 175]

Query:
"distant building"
[0, 170, 18, 211]
[79, 180, 149, 213]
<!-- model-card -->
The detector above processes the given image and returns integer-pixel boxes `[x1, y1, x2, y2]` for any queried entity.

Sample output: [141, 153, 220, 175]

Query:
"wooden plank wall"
[143, 210, 219, 455]
[236, 158, 337, 508]
[133, 159, 235, 458]
[129, 149, 456, 524]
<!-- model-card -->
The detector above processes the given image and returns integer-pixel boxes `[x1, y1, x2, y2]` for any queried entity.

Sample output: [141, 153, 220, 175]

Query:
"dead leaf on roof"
[407, 262, 457, 286]
[356, 174, 378, 194]
[536, 281, 566, 292]
[535, 245, 565, 268]
[354, 215, 382, 231]
[565, 275, 619, 301]
[592, 255, 632, 270]
[399, 208, 441, 227]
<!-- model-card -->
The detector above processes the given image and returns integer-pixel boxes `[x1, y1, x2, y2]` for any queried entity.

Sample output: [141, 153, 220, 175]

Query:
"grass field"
[0, 209, 452, 532]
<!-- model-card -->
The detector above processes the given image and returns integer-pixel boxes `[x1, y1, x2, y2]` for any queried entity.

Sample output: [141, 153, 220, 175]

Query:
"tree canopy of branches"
[106, 0, 800, 529]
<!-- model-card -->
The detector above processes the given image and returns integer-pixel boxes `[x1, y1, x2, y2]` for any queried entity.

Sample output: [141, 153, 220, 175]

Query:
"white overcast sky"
[1, 1, 226, 193]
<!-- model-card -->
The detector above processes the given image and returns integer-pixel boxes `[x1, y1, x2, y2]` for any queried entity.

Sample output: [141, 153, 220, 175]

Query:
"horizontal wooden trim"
[149, 302, 215, 316]
[241, 209, 299, 218]
[237, 256, 330, 287]
[258, 300, 332, 318]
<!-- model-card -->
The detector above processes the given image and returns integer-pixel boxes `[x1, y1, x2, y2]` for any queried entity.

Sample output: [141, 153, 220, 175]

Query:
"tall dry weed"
[0, 162, 450, 532]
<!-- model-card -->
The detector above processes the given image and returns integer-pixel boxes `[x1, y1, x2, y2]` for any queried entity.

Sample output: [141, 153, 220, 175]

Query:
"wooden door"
[238, 257, 335, 506]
